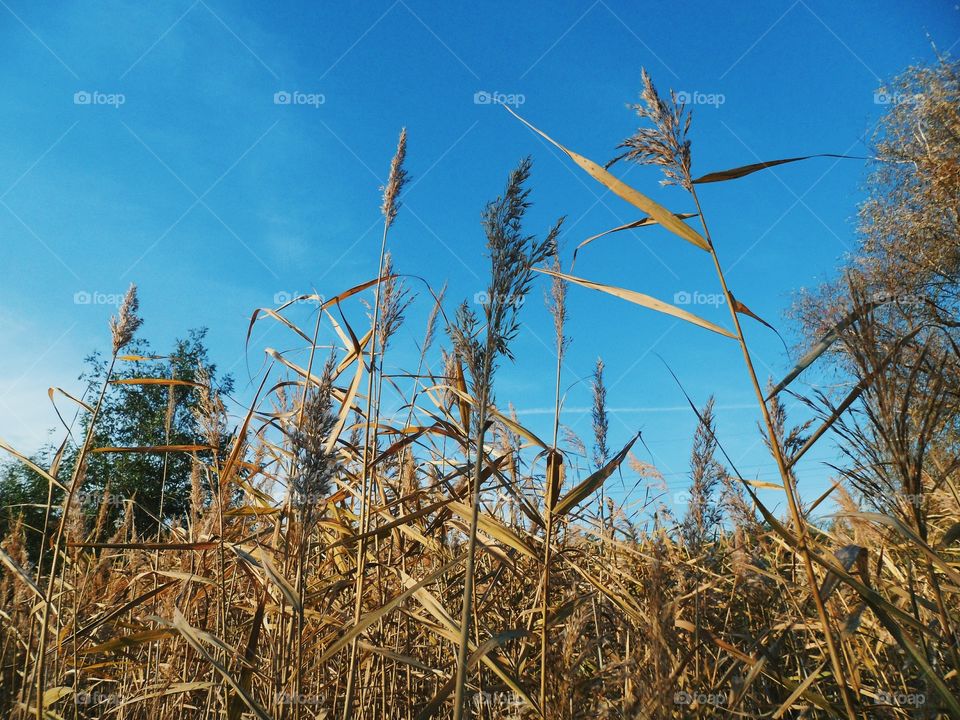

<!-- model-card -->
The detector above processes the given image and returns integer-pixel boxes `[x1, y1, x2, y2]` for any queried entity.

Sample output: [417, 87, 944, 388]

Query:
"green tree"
[0, 328, 232, 555]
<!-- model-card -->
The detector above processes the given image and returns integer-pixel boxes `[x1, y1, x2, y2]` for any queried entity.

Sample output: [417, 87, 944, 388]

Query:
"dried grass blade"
[534, 268, 736, 338]
[502, 104, 709, 250]
[692, 154, 863, 184]
[553, 432, 640, 518]
[572, 213, 698, 265]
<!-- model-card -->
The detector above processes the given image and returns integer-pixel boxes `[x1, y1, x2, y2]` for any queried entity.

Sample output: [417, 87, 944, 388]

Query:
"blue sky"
[1, 1, 957, 517]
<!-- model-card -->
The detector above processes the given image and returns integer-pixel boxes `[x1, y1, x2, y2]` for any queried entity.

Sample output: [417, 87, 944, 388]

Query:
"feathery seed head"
[381, 127, 409, 229]
[110, 283, 144, 353]
[611, 67, 693, 190]
[291, 353, 339, 511]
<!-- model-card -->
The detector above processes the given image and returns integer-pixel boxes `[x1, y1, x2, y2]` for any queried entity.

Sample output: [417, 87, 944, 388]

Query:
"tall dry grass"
[0, 66, 958, 720]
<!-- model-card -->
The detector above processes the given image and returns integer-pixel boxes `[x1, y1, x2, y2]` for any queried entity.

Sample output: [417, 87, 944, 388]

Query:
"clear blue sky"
[1, 1, 957, 517]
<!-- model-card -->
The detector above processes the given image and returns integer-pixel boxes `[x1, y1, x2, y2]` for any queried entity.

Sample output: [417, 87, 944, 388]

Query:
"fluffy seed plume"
[547, 251, 569, 362]
[422, 282, 446, 357]
[610, 68, 693, 190]
[110, 283, 144, 353]
[374, 251, 413, 353]
[193, 364, 226, 450]
[291, 353, 339, 512]
[381, 127, 409, 229]
[591, 357, 609, 471]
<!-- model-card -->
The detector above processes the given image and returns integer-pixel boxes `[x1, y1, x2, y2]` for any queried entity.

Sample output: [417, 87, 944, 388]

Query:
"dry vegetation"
[1, 60, 958, 719]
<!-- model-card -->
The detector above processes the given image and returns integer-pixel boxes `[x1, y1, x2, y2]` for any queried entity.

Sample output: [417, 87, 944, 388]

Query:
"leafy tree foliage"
[0, 328, 232, 556]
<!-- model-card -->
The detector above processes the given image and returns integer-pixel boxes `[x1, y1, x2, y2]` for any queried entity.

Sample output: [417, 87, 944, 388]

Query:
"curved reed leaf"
[502, 104, 709, 250]
[534, 268, 736, 338]
[553, 432, 640, 518]
[765, 300, 886, 399]
[692, 154, 864, 184]
[572, 213, 698, 266]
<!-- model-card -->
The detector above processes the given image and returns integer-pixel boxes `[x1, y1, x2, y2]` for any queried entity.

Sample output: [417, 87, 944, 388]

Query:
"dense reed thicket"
[1, 59, 958, 719]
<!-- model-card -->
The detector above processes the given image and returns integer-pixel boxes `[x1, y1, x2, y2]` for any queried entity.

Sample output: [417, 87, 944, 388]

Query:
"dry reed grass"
[0, 66, 958, 720]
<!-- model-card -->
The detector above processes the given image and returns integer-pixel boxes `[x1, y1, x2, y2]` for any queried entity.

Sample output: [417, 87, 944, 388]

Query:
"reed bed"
[1, 65, 958, 719]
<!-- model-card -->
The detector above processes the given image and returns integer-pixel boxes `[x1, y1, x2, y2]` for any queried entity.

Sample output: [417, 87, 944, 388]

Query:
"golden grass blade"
[502, 104, 709, 251]
[773, 666, 837, 718]
[0, 547, 44, 602]
[167, 610, 272, 720]
[447, 501, 538, 559]
[326, 357, 363, 454]
[224, 506, 281, 517]
[233, 547, 302, 613]
[572, 213, 698, 266]
[427, 384, 549, 449]
[317, 554, 464, 665]
[110, 378, 203, 387]
[246, 307, 314, 346]
[108, 683, 214, 714]
[81, 628, 175, 655]
[329, 498, 454, 551]
[90, 444, 214, 454]
[744, 479, 783, 490]
[534, 268, 736, 339]
[43, 687, 72, 706]
[766, 300, 887, 399]
[144, 571, 214, 586]
[0, 437, 68, 492]
[264, 348, 328, 386]
[786, 326, 924, 469]
[553, 433, 640, 518]
[48, 386, 93, 412]
[357, 641, 444, 676]
[544, 449, 563, 512]
[692, 154, 862, 184]
[66, 580, 178, 646]
[729, 292, 784, 345]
